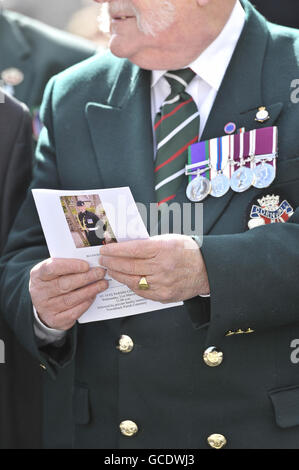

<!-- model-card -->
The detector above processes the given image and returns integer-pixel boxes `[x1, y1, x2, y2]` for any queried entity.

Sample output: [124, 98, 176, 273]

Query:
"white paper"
[32, 187, 182, 323]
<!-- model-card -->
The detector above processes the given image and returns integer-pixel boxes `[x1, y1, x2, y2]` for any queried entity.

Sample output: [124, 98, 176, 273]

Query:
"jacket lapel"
[177, 1, 283, 234]
[86, 63, 156, 211]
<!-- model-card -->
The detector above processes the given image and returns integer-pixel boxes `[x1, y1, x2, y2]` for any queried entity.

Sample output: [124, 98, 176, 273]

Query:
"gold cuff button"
[207, 433, 227, 449]
[203, 347, 223, 367]
[120, 420, 138, 437]
[117, 335, 134, 353]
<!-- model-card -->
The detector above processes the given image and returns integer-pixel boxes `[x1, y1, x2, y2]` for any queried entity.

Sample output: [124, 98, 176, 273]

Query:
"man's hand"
[29, 258, 108, 331]
[99, 235, 210, 303]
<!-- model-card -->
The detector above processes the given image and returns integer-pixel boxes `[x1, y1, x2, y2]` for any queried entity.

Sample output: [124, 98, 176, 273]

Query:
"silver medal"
[230, 166, 255, 192]
[210, 173, 230, 198]
[252, 162, 276, 189]
[186, 175, 211, 202]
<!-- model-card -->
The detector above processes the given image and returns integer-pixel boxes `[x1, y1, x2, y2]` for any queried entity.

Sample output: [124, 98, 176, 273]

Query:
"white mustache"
[99, 0, 176, 37]
[109, 0, 137, 17]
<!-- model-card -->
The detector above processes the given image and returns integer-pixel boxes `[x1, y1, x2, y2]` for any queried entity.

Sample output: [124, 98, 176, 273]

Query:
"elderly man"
[1, 0, 299, 449]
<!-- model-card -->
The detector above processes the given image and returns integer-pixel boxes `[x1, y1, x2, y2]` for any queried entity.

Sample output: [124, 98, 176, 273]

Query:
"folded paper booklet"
[32, 187, 183, 323]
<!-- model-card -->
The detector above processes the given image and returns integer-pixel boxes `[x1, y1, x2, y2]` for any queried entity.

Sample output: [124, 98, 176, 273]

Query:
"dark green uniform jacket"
[1, 1, 299, 448]
[0, 10, 96, 449]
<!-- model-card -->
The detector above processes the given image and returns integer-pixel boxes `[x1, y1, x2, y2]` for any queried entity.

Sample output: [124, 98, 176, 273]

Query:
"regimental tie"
[154, 68, 200, 206]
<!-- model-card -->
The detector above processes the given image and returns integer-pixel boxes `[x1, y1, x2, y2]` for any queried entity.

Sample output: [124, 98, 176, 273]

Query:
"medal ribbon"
[217, 137, 222, 172]
[187, 140, 210, 183]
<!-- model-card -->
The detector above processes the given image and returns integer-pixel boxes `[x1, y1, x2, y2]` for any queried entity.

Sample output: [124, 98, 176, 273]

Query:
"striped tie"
[154, 68, 199, 206]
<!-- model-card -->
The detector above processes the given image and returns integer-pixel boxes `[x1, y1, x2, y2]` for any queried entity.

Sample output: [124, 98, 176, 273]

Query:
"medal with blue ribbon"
[210, 136, 230, 197]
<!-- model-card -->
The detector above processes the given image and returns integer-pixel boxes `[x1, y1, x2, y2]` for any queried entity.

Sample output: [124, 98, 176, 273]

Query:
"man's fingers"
[46, 267, 106, 299]
[100, 239, 162, 259]
[44, 279, 108, 314]
[107, 269, 158, 293]
[100, 256, 155, 276]
[44, 299, 97, 331]
[107, 269, 142, 291]
[37, 258, 90, 281]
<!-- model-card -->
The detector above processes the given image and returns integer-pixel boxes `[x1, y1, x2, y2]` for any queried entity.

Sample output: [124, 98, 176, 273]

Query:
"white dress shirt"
[34, 0, 245, 345]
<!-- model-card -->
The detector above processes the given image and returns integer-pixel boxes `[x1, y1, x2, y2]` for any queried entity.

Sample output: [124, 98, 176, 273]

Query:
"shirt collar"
[151, 0, 245, 91]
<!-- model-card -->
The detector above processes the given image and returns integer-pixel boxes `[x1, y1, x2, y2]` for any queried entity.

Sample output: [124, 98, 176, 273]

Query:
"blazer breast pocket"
[270, 157, 299, 207]
[269, 384, 299, 429]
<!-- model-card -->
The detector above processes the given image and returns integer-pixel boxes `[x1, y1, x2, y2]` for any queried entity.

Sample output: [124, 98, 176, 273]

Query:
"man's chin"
[108, 38, 141, 64]
[108, 36, 129, 58]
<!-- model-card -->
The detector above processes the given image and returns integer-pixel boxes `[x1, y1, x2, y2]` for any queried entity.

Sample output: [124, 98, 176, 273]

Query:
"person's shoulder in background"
[0, 9, 99, 109]
[3, 9, 97, 64]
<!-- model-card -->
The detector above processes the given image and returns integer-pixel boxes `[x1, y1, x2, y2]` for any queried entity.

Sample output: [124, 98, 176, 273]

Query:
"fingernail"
[95, 267, 105, 278]
[98, 280, 106, 292]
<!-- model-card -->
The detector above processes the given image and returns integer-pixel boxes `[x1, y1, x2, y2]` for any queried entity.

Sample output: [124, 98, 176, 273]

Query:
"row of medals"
[185, 154, 277, 202]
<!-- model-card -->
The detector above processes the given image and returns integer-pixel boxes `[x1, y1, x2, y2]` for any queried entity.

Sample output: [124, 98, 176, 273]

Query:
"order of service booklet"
[32, 187, 183, 324]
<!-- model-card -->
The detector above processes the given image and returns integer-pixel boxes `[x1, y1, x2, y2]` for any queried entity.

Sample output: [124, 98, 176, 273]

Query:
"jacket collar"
[86, 61, 155, 210]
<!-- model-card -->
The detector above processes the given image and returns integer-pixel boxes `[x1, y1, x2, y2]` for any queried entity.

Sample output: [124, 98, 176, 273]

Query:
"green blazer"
[1, 1, 299, 448]
[0, 9, 96, 109]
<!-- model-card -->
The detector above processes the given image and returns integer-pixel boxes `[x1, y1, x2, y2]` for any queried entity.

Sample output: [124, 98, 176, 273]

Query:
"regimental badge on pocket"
[247, 193, 294, 230]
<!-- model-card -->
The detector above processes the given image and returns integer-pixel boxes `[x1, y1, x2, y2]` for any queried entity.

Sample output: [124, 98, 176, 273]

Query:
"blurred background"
[3, 0, 110, 47]
[3, 0, 299, 42]
[253, 0, 299, 29]
[2, 0, 299, 44]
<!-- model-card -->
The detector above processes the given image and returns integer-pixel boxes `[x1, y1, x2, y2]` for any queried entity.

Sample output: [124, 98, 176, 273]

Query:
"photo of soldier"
[77, 200, 101, 246]
[60, 195, 116, 248]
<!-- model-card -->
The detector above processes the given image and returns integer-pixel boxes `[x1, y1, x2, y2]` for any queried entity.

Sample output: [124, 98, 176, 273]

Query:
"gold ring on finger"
[138, 276, 149, 290]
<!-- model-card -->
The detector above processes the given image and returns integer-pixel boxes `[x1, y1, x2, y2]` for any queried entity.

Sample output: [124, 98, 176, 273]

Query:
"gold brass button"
[203, 347, 223, 367]
[207, 433, 227, 449]
[117, 335, 134, 353]
[119, 420, 138, 437]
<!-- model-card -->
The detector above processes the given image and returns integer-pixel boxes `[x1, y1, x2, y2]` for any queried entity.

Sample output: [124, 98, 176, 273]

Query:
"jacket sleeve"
[0, 77, 77, 379]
